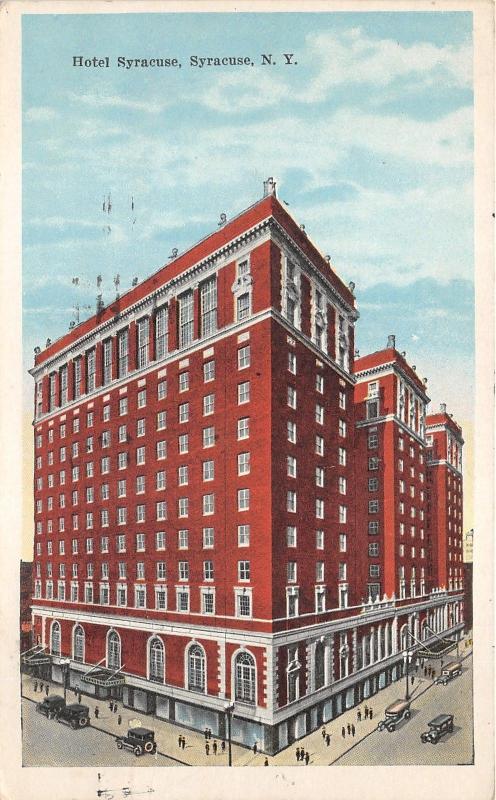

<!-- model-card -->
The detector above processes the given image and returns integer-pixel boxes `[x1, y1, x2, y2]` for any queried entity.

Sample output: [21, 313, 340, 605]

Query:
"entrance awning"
[81, 668, 125, 687]
[22, 646, 52, 666]
[416, 638, 458, 659]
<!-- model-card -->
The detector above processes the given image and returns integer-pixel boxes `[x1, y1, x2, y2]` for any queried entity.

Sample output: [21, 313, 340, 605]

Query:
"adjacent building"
[27, 181, 466, 754]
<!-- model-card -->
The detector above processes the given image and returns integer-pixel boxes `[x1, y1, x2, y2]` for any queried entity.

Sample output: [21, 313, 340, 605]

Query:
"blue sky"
[22, 10, 474, 420]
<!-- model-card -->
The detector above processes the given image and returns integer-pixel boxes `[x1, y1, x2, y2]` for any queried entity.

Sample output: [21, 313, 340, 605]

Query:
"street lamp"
[60, 658, 71, 704]
[403, 650, 413, 702]
[224, 702, 235, 766]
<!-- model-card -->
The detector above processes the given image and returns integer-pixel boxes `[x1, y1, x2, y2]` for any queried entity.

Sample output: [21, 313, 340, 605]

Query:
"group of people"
[295, 747, 310, 764]
[32, 680, 49, 697]
[204, 739, 226, 756]
[320, 727, 332, 747]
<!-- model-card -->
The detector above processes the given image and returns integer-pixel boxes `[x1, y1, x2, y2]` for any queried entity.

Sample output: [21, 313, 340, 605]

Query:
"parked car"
[55, 703, 90, 729]
[377, 699, 411, 732]
[35, 695, 66, 719]
[420, 714, 454, 744]
[435, 662, 462, 686]
[115, 727, 157, 756]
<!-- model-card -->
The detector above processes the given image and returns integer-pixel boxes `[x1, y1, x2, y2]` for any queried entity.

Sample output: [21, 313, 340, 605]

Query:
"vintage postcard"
[0, 1, 493, 799]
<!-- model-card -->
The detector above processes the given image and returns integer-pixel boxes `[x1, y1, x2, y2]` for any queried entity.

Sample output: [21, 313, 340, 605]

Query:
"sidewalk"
[21, 639, 471, 767]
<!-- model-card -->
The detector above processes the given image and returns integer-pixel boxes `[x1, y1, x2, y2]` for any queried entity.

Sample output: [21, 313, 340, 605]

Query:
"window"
[156, 441, 166, 460]
[287, 490, 297, 512]
[203, 426, 215, 447]
[238, 346, 250, 369]
[202, 589, 215, 615]
[203, 460, 214, 481]
[188, 644, 206, 692]
[203, 494, 215, 515]
[368, 542, 379, 556]
[117, 506, 127, 525]
[315, 404, 324, 425]
[338, 476, 347, 495]
[156, 411, 167, 431]
[156, 531, 166, 550]
[136, 504, 146, 523]
[178, 291, 194, 347]
[49, 373, 57, 411]
[369, 564, 380, 577]
[119, 397, 128, 416]
[149, 637, 165, 683]
[203, 527, 215, 548]
[201, 277, 217, 336]
[178, 497, 189, 518]
[286, 526, 297, 547]
[157, 379, 167, 400]
[179, 371, 190, 393]
[238, 488, 250, 511]
[367, 400, 379, 419]
[287, 386, 297, 409]
[368, 457, 379, 470]
[203, 394, 215, 416]
[203, 360, 215, 382]
[156, 561, 166, 580]
[288, 352, 296, 374]
[238, 560, 250, 581]
[178, 434, 189, 454]
[316, 498, 324, 518]
[234, 651, 256, 703]
[238, 524, 250, 546]
[179, 561, 189, 581]
[339, 505, 347, 523]
[316, 562, 324, 582]
[118, 329, 129, 378]
[368, 477, 379, 492]
[117, 584, 127, 606]
[136, 475, 145, 494]
[86, 349, 96, 392]
[203, 560, 214, 581]
[287, 561, 297, 583]
[137, 389, 147, 408]
[237, 293, 250, 321]
[238, 452, 250, 476]
[237, 418, 249, 440]
[316, 374, 324, 394]
[339, 533, 347, 552]
[339, 419, 347, 437]
[136, 561, 145, 580]
[73, 358, 82, 399]
[179, 402, 189, 423]
[288, 456, 297, 478]
[315, 435, 324, 456]
[155, 306, 169, 359]
[178, 465, 188, 486]
[156, 501, 167, 521]
[369, 499, 379, 513]
[107, 631, 121, 669]
[339, 447, 347, 466]
[339, 390, 346, 410]
[238, 381, 250, 404]
[369, 521, 379, 535]
[287, 421, 297, 443]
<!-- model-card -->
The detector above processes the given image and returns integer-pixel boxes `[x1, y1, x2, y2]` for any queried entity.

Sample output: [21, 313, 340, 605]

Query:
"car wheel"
[144, 741, 154, 753]
[405, 711, 411, 719]
[388, 725, 395, 732]
[134, 746, 143, 757]
[116, 740, 123, 749]
[79, 717, 89, 727]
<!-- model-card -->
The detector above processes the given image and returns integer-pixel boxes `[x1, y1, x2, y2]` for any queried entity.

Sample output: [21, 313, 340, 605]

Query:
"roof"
[65, 704, 89, 712]
[129, 727, 154, 737]
[425, 412, 463, 439]
[354, 347, 428, 396]
[33, 192, 355, 369]
[42, 695, 65, 704]
[386, 699, 410, 714]
[429, 714, 453, 726]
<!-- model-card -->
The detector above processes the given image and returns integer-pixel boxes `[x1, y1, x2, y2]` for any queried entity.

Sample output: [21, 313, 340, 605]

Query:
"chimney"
[263, 177, 277, 197]
[440, 403, 447, 413]
[387, 334, 395, 349]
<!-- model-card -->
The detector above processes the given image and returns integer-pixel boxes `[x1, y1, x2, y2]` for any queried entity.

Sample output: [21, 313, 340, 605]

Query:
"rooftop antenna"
[113, 273, 121, 300]
[218, 213, 227, 227]
[168, 248, 178, 260]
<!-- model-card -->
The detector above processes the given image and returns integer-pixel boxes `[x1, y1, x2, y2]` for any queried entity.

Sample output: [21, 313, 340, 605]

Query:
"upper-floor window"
[155, 306, 169, 360]
[237, 293, 250, 322]
[178, 291, 194, 348]
[137, 317, 150, 368]
[49, 373, 57, 411]
[201, 277, 217, 337]
[86, 349, 96, 393]
[73, 358, 82, 400]
[118, 329, 129, 378]
[102, 339, 112, 385]
[59, 365, 68, 405]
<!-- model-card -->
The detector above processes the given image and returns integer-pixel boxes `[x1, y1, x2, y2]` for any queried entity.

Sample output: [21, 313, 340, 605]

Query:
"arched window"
[234, 651, 256, 704]
[314, 641, 325, 690]
[73, 625, 85, 662]
[188, 644, 206, 692]
[51, 621, 61, 655]
[107, 630, 121, 670]
[149, 637, 165, 683]
[400, 624, 409, 651]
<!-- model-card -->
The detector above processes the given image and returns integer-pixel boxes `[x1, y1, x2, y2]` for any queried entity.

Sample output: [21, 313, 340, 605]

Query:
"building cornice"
[355, 362, 429, 404]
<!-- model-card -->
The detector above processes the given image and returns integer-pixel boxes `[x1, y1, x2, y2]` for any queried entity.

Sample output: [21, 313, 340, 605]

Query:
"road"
[22, 697, 186, 767]
[334, 653, 473, 766]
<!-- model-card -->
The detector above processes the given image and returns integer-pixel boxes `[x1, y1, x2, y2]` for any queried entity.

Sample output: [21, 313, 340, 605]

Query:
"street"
[22, 697, 186, 768]
[334, 653, 473, 766]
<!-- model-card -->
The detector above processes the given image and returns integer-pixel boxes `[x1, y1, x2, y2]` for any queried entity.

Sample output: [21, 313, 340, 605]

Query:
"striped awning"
[81, 668, 125, 687]
[415, 638, 457, 659]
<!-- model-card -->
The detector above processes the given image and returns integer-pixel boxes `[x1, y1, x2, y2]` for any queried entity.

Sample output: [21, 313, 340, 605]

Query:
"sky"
[22, 11, 474, 550]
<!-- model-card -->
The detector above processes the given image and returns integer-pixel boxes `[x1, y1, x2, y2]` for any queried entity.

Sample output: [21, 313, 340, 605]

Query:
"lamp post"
[403, 650, 413, 701]
[60, 658, 71, 704]
[224, 702, 235, 766]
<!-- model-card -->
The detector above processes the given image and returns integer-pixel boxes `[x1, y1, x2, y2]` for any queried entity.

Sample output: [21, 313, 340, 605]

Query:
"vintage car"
[435, 662, 462, 686]
[35, 695, 66, 719]
[420, 713, 454, 744]
[55, 703, 91, 729]
[115, 727, 157, 757]
[377, 699, 411, 732]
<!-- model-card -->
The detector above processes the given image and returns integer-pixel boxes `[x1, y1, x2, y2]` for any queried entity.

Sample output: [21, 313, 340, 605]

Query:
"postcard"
[0, 1, 493, 799]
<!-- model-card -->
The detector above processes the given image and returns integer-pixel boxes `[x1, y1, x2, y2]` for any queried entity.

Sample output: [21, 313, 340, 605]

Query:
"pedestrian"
[253, 742, 258, 755]
[118, 714, 122, 726]
[357, 708, 362, 722]
[364, 704, 369, 719]
[221, 740, 226, 753]
[326, 734, 331, 747]
[295, 747, 300, 762]
[321, 726, 326, 739]
[347, 723, 351, 735]
[351, 724, 356, 737]
[341, 726, 345, 739]
[34, 680, 38, 693]
[208, 728, 212, 740]
[204, 728, 208, 741]
[109, 700, 114, 712]
[114, 704, 118, 714]
[40, 682, 44, 693]
[432, 669, 436, 679]
[205, 742, 210, 756]
[264, 757, 269, 766]
[213, 741, 218, 756]
[411, 675, 414, 686]
[369, 709, 373, 720]
[182, 737, 186, 750]
[78, 692, 82, 704]
[305, 751, 310, 765]
[424, 667, 427, 677]
[440, 660, 444, 670]
[178, 735, 182, 748]
[94, 706, 99, 719]
[45, 685, 49, 696]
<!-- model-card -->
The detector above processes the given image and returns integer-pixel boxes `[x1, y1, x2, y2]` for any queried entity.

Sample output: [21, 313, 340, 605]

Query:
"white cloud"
[25, 107, 57, 122]
[67, 90, 167, 114]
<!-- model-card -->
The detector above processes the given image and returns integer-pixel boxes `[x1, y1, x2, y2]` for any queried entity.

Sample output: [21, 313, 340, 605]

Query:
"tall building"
[20, 561, 33, 654]
[28, 181, 465, 754]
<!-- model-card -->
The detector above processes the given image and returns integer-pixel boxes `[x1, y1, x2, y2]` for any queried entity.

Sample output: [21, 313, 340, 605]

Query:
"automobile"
[420, 714, 454, 744]
[115, 727, 157, 757]
[435, 662, 462, 686]
[55, 703, 91, 729]
[377, 699, 411, 732]
[35, 695, 66, 719]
